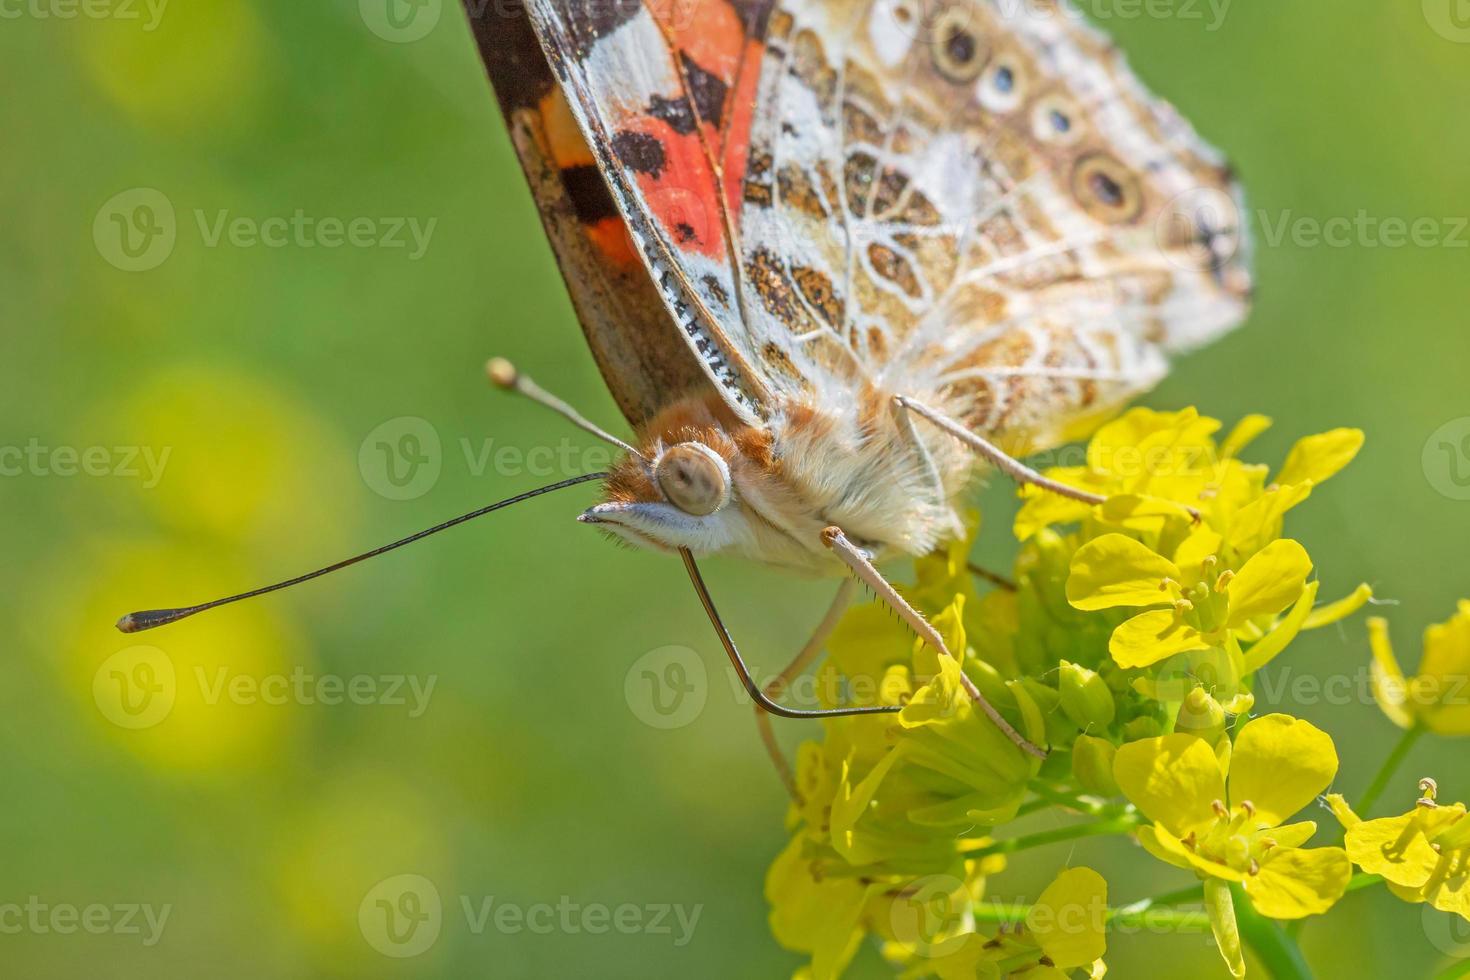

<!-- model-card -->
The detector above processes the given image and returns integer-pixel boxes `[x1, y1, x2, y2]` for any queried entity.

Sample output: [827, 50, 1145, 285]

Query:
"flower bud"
[1071, 734, 1120, 797]
[1122, 716, 1163, 741]
[1058, 660, 1116, 730]
[1175, 686, 1227, 744]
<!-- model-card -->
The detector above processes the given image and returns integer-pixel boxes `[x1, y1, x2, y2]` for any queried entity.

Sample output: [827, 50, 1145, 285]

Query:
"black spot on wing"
[463, 0, 553, 111]
[650, 94, 698, 135]
[679, 54, 729, 130]
[559, 164, 621, 225]
[612, 131, 667, 178]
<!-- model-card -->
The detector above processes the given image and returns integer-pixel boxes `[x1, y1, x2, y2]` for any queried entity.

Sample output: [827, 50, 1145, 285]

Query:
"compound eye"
[654, 442, 730, 516]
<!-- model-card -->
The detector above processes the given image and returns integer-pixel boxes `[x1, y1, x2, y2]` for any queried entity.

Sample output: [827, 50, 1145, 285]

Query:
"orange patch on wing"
[585, 216, 639, 267]
[657, 0, 744, 78]
[625, 118, 725, 259]
[539, 90, 594, 170]
[721, 38, 763, 224]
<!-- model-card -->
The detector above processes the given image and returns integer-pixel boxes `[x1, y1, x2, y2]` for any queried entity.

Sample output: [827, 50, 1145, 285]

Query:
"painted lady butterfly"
[462, 0, 1249, 740]
[120, 0, 1251, 758]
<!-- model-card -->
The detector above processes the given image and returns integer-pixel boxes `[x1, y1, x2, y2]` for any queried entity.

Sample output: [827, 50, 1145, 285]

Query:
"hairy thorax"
[586, 388, 971, 575]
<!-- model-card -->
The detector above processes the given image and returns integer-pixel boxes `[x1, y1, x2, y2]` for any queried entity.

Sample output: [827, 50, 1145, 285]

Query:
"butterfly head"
[577, 395, 793, 560]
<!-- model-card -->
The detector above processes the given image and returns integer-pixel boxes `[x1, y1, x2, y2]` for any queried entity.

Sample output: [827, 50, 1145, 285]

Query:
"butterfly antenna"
[487, 358, 644, 460]
[115, 472, 607, 634]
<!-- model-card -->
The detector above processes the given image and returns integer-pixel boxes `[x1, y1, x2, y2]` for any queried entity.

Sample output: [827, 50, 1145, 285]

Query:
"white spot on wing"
[869, 0, 914, 68]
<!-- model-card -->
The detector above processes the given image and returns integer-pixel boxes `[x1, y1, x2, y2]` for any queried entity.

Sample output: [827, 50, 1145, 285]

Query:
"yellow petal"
[1110, 610, 1211, 669]
[1204, 878, 1246, 979]
[1301, 584, 1374, 630]
[1246, 846, 1352, 919]
[1113, 733, 1223, 836]
[765, 833, 872, 974]
[1324, 793, 1360, 831]
[1096, 494, 1199, 528]
[1067, 535, 1180, 611]
[1015, 470, 1099, 540]
[1087, 407, 1207, 475]
[1174, 527, 1224, 570]
[1028, 867, 1108, 969]
[1228, 715, 1338, 826]
[1240, 582, 1319, 675]
[1226, 539, 1314, 628]
[1275, 428, 1365, 488]
[1419, 601, 1470, 736]
[1140, 824, 1245, 881]
[1343, 808, 1464, 887]
[1367, 617, 1416, 731]
[1229, 483, 1313, 554]
[1270, 821, 1319, 850]
[1220, 414, 1273, 459]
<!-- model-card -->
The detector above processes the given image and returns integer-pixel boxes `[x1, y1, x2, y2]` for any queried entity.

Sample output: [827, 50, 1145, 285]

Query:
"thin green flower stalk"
[763, 406, 1470, 978]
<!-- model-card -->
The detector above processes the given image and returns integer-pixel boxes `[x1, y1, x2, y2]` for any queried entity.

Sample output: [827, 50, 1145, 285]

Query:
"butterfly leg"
[820, 528, 1047, 759]
[679, 549, 902, 723]
[893, 395, 1107, 507]
[752, 578, 858, 800]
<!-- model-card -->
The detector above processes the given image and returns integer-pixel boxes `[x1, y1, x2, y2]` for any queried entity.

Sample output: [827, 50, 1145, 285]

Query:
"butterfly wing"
[512, 0, 781, 424]
[736, 0, 1252, 451]
[464, 3, 716, 429]
[495, 0, 1250, 448]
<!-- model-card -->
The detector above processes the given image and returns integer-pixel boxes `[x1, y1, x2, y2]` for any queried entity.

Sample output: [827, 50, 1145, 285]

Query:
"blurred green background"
[3, 0, 1468, 976]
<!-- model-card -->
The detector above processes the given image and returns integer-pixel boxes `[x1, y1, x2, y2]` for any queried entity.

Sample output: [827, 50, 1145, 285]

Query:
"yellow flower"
[1067, 532, 1314, 669]
[1330, 783, 1470, 921]
[1114, 715, 1352, 976]
[1367, 602, 1470, 736]
[900, 867, 1109, 980]
[1014, 408, 1364, 549]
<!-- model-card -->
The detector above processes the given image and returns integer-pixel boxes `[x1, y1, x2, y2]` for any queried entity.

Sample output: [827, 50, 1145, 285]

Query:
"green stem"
[971, 813, 1141, 859]
[971, 901, 1210, 932]
[1231, 883, 1314, 980]
[1024, 779, 1129, 818]
[1356, 725, 1424, 816]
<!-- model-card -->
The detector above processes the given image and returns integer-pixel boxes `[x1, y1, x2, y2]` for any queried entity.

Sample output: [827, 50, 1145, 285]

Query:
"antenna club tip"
[486, 357, 519, 390]
[116, 613, 143, 634]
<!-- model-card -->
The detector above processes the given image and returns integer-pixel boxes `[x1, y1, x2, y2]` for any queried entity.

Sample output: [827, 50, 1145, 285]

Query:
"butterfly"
[119, 0, 1251, 764]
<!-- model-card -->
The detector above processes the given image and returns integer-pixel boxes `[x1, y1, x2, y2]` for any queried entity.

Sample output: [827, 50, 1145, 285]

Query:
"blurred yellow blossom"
[1368, 602, 1470, 736]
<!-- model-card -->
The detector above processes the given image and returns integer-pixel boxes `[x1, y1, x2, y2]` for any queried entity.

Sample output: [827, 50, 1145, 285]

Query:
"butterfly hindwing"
[465, 1, 716, 429]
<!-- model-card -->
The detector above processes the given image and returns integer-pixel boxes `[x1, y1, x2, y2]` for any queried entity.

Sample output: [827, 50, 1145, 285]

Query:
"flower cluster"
[762, 407, 1467, 978]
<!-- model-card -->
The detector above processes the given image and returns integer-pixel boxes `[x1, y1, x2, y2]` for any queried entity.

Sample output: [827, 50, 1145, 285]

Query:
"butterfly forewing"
[475, 0, 1251, 453]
